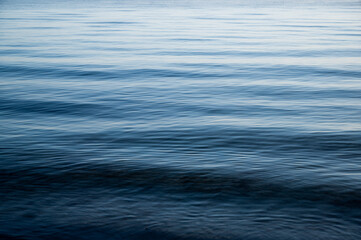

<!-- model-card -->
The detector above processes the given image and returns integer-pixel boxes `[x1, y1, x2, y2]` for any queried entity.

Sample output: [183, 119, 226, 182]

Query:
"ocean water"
[1, 0, 361, 239]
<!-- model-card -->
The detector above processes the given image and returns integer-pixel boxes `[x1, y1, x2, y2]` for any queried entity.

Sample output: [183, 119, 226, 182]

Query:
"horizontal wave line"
[1, 64, 360, 80]
[1, 162, 360, 209]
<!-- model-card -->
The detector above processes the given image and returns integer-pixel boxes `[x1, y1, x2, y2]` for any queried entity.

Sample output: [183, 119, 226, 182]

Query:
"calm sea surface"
[1, 1, 361, 239]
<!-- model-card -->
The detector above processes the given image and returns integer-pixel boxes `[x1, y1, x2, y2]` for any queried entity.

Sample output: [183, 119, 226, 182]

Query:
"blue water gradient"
[1, 1, 361, 239]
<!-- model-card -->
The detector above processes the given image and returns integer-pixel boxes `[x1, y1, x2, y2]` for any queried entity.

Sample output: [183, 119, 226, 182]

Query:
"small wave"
[1, 158, 360, 209]
[0, 98, 99, 116]
[1, 64, 360, 81]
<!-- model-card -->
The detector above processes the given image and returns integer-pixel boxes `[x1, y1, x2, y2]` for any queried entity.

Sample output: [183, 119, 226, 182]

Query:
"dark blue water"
[1, 0, 361, 239]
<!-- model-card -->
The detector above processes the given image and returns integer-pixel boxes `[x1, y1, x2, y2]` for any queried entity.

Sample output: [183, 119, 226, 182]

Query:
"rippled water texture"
[1, 0, 361, 239]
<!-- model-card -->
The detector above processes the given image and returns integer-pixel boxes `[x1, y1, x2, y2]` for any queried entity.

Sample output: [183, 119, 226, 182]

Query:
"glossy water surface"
[0, 1, 361, 239]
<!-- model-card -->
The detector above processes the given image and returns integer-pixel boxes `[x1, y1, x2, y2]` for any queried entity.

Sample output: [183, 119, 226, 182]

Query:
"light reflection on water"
[0, 1, 361, 239]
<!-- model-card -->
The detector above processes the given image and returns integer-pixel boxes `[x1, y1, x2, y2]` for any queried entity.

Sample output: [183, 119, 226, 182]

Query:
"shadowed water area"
[0, 0, 361, 239]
